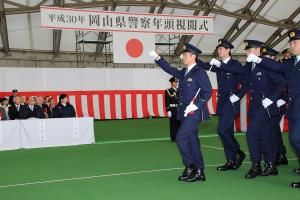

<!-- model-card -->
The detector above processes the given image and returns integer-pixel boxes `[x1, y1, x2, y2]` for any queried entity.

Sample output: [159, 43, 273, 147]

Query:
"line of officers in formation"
[149, 28, 300, 188]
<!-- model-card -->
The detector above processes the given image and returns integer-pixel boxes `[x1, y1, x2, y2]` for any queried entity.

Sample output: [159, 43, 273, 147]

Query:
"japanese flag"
[113, 32, 155, 63]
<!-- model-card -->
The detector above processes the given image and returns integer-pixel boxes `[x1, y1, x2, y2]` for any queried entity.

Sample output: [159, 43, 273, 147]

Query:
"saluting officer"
[247, 29, 300, 188]
[165, 77, 181, 142]
[214, 40, 285, 179]
[197, 39, 248, 171]
[261, 47, 288, 166]
[149, 43, 212, 183]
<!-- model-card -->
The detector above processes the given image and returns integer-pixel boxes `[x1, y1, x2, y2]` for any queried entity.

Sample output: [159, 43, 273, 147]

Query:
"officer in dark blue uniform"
[215, 40, 285, 179]
[165, 77, 181, 142]
[261, 47, 288, 166]
[149, 43, 212, 182]
[279, 48, 292, 62]
[247, 29, 300, 188]
[196, 39, 248, 171]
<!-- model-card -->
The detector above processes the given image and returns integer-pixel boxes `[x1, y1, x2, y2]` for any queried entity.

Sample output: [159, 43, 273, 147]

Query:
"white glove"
[262, 98, 273, 109]
[179, 54, 183, 60]
[277, 99, 286, 107]
[184, 103, 198, 117]
[230, 94, 240, 103]
[209, 58, 221, 67]
[167, 111, 172, 118]
[246, 53, 262, 63]
[149, 50, 159, 60]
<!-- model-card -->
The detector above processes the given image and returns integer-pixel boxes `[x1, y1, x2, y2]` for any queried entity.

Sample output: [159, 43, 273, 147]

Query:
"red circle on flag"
[126, 39, 144, 58]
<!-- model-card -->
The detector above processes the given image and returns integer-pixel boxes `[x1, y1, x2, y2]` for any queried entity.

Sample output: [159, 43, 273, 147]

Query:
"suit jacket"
[19, 105, 45, 119]
[156, 57, 212, 121]
[8, 104, 24, 120]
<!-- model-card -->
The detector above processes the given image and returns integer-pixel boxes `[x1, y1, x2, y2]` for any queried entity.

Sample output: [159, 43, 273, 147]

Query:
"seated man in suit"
[8, 96, 23, 120]
[19, 96, 45, 119]
[52, 94, 76, 118]
[36, 96, 50, 118]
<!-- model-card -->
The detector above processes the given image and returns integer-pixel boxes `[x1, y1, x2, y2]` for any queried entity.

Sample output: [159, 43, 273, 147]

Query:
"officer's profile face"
[171, 81, 178, 88]
[246, 47, 260, 56]
[217, 47, 230, 58]
[182, 52, 196, 66]
[290, 40, 300, 55]
[283, 52, 291, 58]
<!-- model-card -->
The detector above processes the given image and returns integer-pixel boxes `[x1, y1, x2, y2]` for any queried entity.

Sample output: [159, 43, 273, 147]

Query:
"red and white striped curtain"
[0, 89, 289, 132]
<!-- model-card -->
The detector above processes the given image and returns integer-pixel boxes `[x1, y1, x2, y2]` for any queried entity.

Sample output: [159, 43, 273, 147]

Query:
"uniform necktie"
[295, 57, 299, 66]
[251, 62, 256, 71]
[184, 69, 189, 76]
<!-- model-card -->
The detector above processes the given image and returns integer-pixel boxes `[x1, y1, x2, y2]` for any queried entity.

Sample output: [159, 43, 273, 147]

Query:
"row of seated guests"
[0, 93, 76, 120]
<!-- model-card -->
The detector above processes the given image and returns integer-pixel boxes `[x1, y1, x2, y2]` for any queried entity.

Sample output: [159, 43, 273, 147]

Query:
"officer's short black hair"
[59, 94, 68, 101]
[44, 96, 50, 100]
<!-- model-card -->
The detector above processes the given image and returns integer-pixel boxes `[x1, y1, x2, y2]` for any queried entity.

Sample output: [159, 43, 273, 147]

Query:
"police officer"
[197, 39, 248, 171]
[149, 43, 212, 182]
[279, 48, 292, 62]
[8, 89, 18, 106]
[214, 40, 285, 179]
[247, 29, 300, 188]
[165, 77, 181, 142]
[261, 47, 288, 166]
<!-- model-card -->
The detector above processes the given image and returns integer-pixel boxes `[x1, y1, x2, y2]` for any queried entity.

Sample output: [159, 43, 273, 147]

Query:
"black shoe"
[293, 168, 300, 175]
[178, 165, 195, 181]
[217, 161, 234, 171]
[275, 155, 288, 166]
[245, 162, 262, 179]
[232, 150, 246, 170]
[186, 169, 206, 182]
[261, 162, 278, 176]
[291, 182, 300, 188]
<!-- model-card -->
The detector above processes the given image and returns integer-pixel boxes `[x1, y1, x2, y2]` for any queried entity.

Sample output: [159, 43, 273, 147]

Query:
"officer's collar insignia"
[187, 78, 193, 82]
[262, 48, 266, 53]
[257, 72, 262, 76]
[290, 32, 295, 38]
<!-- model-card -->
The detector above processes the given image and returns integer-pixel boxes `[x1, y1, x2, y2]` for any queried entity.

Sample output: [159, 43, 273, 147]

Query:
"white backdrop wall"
[0, 67, 217, 91]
